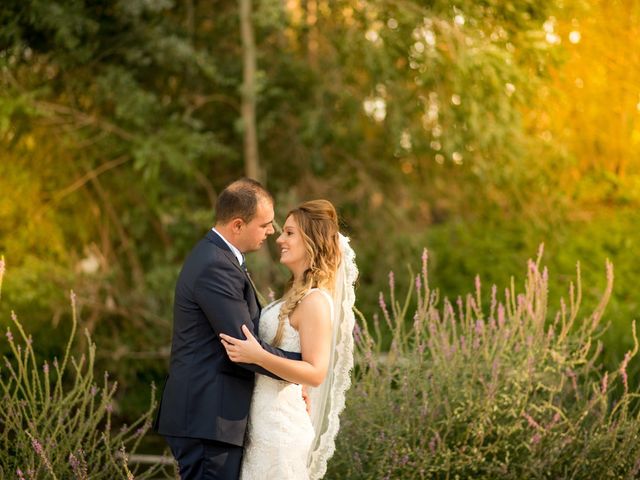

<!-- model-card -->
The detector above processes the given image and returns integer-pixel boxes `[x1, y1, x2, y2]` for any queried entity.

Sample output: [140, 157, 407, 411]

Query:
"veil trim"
[307, 233, 358, 479]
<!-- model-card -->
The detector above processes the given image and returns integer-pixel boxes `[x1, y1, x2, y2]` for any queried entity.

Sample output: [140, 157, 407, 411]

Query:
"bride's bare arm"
[220, 292, 332, 387]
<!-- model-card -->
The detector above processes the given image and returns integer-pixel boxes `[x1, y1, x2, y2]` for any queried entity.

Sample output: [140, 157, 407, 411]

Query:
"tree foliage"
[1, 0, 639, 421]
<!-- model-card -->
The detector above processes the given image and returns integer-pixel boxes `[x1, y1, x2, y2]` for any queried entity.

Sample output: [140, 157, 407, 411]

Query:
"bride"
[220, 199, 357, 480]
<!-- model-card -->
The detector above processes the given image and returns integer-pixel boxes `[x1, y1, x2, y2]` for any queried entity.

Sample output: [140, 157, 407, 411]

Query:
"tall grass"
[0, 256, 161, 479]
[328, 246, 640, 479]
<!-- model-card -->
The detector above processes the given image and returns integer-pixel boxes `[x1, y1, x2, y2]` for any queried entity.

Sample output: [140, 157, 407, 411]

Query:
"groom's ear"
[230, 218, 245, 232]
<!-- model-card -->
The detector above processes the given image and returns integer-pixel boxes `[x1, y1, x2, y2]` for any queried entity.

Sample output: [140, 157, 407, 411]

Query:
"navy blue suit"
[154, 230, 301, 478]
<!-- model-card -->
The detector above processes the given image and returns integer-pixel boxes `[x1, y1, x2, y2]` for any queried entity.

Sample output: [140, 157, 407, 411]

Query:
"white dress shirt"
[211, 227, 244, 266]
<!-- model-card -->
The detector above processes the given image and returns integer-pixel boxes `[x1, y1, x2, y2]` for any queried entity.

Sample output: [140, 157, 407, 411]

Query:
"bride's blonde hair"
[272, 199, 341, 346]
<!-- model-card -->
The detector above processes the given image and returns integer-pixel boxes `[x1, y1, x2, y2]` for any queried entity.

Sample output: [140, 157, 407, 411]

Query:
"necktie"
[240, 254, 247, 272]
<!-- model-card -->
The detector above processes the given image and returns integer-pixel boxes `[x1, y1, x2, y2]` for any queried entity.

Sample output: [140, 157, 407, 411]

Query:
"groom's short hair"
[216, 178, 273, 224]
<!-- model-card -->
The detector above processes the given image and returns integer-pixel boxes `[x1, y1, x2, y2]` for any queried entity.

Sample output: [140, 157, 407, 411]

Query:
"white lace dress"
[240, 289, 333, 480]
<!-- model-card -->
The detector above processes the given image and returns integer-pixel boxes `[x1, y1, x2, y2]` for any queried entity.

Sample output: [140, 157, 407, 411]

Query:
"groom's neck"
[214, 224, 244, 252]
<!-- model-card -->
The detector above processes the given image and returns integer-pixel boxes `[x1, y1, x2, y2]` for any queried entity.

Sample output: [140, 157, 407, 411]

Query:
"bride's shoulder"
[299, 288, 333, 310]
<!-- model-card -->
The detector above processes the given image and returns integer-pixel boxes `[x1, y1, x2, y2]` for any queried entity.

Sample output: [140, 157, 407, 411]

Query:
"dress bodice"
[258, 288, 333, 353]
[258, 300, 300, 352]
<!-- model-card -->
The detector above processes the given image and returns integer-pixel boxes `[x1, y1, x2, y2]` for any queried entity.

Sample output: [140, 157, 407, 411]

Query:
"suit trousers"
[164, 435, 243, 480]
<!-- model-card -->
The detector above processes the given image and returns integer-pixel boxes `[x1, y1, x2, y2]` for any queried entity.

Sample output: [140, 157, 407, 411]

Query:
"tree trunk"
[239, 0, 261, 182]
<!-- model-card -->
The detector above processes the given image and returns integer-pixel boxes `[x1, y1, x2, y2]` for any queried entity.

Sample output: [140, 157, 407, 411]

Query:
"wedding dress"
[241, 234, 357, 480]
[240, 289, 332, 480]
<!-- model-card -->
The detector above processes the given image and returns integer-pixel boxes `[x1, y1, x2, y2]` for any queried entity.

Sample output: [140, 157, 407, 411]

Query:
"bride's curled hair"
[272, 199, 341, 346]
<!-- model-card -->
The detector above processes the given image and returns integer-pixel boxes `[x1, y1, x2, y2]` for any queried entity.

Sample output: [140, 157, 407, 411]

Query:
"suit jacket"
[154, 230, 301, 446]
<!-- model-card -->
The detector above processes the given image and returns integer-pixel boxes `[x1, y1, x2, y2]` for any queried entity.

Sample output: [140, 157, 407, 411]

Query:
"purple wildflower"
[378, 292, 386, 311]
[522, 412, 542, 430]
[459, 335, 467, 353]
[601, 372, 609, 395]
[498, 304, 505, 328]
[415, 274, 421, 292]
[32, 438, 43, 455]
[43, 362, 49, 374]
[517, 294, 525, 311]
[388, 271, 395, 291]
[5, 329, 13, 342]
[421, 249, 429, 289]
[91, 385, 98, 396]
[378, 292, 391, 327]
[105, 403, 113, 413]
[620, 351, 631, 393]
[69, 452, 80, 470]
[16, 468, 25, 480]
[428, 433, 439, 454]
[353, 322, 361, 343]
[446, 301, 455, 320]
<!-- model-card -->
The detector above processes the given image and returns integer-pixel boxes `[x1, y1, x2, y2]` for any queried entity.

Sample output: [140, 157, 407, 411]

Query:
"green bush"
[328, 247, 640, 479]
[0, 257, 163, 479]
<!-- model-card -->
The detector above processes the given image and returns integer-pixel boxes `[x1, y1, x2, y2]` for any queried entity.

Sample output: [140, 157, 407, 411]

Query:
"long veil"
[307, 233, 358, 479]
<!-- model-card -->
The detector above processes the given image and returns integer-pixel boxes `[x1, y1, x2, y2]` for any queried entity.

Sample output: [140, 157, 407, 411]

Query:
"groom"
[154, 178, 303, 479]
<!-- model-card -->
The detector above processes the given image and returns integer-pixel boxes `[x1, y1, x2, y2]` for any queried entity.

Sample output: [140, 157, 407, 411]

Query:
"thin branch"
[52, 155, 130, 203]
[34, 101, 136, 141]
[87, 170, 146, 288]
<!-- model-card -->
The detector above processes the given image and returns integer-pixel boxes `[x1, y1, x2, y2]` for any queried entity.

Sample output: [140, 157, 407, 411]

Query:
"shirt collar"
[211, 227, 244, 266]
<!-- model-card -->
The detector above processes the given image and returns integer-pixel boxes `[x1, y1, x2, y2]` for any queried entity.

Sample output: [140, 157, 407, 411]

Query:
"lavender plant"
[328, 247, 640, 479]
[0, 256, 162, 479]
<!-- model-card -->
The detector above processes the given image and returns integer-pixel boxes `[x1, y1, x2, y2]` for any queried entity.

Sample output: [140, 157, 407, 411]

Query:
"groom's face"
[238, 198, 275, 252]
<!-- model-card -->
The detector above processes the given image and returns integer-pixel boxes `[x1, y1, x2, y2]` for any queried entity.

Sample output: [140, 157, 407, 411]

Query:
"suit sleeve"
[194, 259, 302, 380]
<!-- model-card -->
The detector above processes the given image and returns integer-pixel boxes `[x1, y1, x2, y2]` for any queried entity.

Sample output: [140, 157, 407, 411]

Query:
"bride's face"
[276, 215, 310, 273]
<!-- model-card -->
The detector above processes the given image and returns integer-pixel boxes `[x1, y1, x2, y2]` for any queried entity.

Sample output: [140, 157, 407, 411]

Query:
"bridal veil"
[306, 233, 358, 479]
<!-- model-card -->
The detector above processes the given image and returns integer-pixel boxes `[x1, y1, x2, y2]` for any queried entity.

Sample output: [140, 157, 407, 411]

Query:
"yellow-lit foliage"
[532, 0, 640, 202]
[0, 130, 75, 261]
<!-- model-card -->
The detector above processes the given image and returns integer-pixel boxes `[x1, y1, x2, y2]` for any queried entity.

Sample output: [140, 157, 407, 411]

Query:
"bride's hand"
[220, 325, 264, 364]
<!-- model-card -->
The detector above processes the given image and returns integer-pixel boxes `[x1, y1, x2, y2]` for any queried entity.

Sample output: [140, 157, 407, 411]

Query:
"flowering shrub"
[328, 247, 640, 479]
[0, 257, 161, 479]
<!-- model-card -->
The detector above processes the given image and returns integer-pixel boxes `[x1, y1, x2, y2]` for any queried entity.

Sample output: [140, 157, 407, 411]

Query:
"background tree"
[1, 0, 638, 434]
